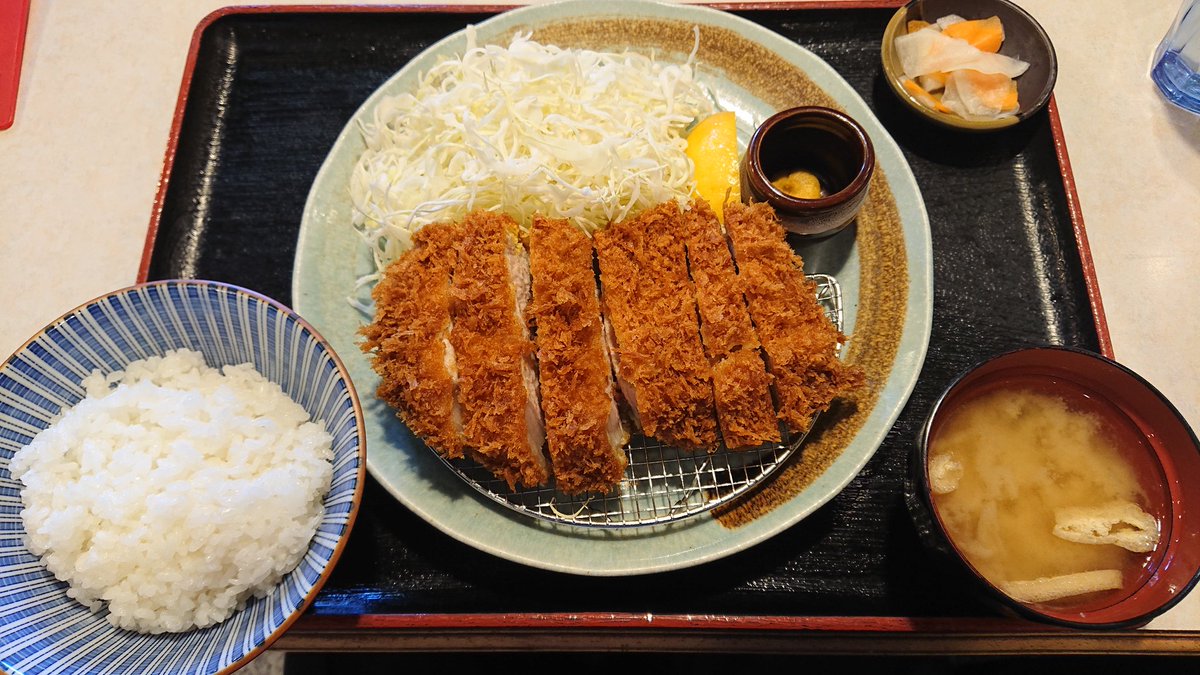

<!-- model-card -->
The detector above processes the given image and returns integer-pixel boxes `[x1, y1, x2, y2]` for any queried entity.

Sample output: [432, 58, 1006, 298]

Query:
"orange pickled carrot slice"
[902, 78, 953, 114]
[942, 70, 1020, 118]
[942, 16, 1005, 53]
[999, 81, 1019, 111]
[962, 70, 1019, 113]
[918, 71, 950, 91]
[894, 26, 1028, 79]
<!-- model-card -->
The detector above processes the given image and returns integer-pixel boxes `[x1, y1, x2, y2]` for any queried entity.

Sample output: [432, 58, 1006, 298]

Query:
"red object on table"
[0, 0, 31, 130]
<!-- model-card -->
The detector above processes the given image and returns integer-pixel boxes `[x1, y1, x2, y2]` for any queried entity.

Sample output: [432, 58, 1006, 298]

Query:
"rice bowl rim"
[0, 278, 367, 674]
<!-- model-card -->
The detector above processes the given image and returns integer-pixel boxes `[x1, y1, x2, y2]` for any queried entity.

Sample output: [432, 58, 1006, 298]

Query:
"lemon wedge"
[686, 111, 740, 222]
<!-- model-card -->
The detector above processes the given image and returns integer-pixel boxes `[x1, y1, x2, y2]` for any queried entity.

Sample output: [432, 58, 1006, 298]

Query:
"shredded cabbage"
[349, 27, 714, 273]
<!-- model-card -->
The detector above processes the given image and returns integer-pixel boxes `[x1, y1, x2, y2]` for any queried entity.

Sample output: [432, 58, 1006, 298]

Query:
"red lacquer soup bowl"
[907, 346, 1200, 628]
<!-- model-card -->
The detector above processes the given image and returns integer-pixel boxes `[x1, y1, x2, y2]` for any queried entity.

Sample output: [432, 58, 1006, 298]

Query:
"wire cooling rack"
[442, 273, 845, 528]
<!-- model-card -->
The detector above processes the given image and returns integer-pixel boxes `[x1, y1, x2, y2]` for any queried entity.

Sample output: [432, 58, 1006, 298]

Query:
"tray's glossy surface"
[144, 5, 1098, 619]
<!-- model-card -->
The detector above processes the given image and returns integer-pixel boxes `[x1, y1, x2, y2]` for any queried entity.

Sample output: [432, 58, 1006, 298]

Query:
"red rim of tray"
[0, 0, 31, 131]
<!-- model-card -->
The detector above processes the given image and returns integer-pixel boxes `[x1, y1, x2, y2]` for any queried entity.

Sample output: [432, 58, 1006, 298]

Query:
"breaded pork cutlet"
[595, 202, 719, 450]
[360, 222, 466, 458]
[724, 202, 864, 432]
[451, 211, 549, 490]
[682, 199, 780, 449]
[528, 216, 629, 495]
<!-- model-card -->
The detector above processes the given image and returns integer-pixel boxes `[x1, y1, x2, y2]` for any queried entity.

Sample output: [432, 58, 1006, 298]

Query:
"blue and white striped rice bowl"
[0, 280, 365, 675]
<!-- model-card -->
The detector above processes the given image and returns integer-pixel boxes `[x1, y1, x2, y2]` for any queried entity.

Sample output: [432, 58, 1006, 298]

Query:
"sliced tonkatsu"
[528, 216, 629, 495]
[594, 202, 719, 450]
[723, 201, 864, 433]
[450, 211, 549, 490]
[682, 199, 780, 449]
[360, 221, 466, 458]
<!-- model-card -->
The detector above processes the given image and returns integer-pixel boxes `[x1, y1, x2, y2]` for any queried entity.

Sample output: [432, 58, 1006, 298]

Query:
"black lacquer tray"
[141, 2, 1118, 651]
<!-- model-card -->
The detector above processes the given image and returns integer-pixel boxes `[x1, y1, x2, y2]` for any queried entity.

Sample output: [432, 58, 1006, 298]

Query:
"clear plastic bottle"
[1152, 0, 1200, 113]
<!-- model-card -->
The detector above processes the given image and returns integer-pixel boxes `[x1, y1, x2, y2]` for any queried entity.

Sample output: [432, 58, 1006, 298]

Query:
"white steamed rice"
[9, 349, 334, 634]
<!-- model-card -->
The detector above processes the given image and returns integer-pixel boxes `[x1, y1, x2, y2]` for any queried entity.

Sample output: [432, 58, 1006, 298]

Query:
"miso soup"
[927, 380, 1166, 609]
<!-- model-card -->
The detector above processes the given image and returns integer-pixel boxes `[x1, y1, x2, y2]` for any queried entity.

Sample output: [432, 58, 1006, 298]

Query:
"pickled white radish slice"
[895, 27, 1029, 79]
[941, 70, 1020, 120]
[936, 14, 967, 30]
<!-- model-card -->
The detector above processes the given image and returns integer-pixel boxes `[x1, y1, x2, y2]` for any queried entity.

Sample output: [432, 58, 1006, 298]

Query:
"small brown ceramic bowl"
[881, 0, 1058, 131]
[740, 106, 874, 238]
[907, 346, 1200, 629]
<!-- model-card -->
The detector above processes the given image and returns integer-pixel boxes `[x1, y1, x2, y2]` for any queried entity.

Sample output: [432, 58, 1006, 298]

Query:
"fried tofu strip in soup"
[451, 211, 549, 489]
[528, 216, 630, 495]
[360, 222, 466, 457]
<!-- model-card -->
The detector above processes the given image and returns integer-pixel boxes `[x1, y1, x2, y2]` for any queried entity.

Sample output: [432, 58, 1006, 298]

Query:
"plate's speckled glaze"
[294, 0, 932, 576]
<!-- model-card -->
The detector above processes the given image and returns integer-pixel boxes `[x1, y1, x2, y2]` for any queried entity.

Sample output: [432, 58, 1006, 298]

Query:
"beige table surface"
[1, 0, 1197, 636]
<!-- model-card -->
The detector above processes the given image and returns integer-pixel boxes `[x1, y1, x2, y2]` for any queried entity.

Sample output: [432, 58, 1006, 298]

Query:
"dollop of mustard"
[771, 170, 822, 199]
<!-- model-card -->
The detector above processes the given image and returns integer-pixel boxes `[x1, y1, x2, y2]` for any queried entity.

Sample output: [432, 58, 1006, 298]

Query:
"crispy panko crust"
[360, 222, 465, 458]
[724, 201, 864, 432]
[712, 351, 780, 448]
[595, 202, 719, 450]
[528, 216, 629, 495]
[682, 200, 780, 449]
[451, 211, 548, 490]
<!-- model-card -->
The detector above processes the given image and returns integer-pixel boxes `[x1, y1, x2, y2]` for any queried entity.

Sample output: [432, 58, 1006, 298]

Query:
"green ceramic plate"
[294, 0, 932, 575]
